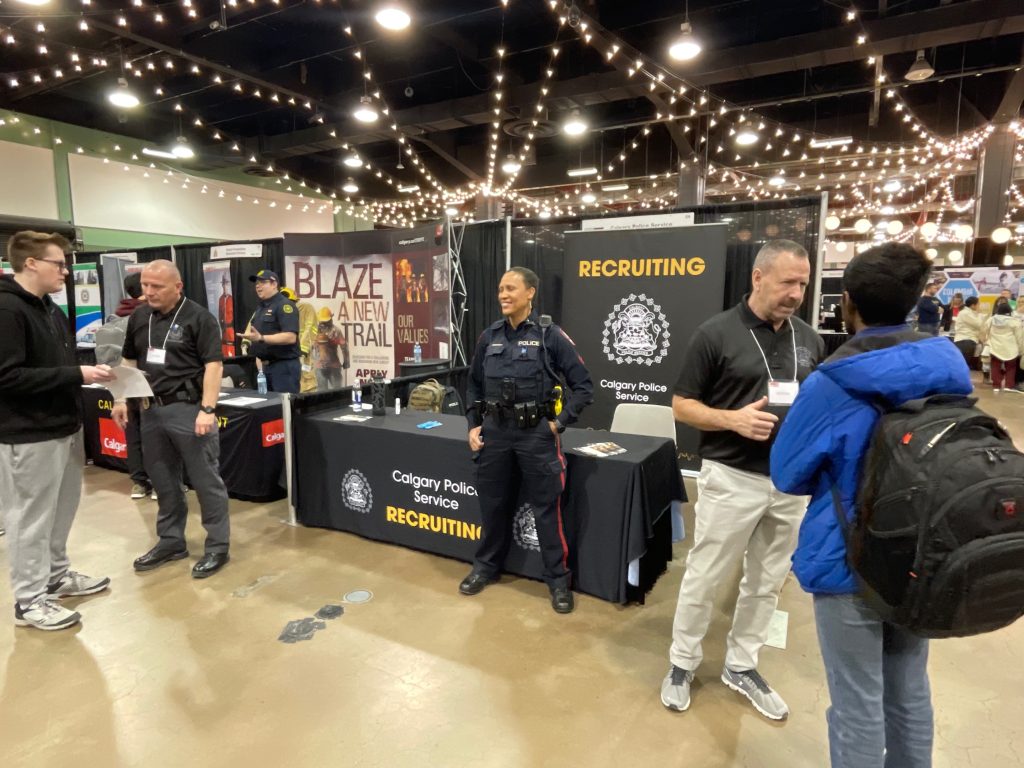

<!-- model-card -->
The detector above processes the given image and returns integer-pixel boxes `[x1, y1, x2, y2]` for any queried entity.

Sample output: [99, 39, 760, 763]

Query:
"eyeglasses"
[35, 258, 69, 272]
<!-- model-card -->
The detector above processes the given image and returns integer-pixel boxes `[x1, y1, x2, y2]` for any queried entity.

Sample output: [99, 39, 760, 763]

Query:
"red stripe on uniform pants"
[554, 433, 569, 581]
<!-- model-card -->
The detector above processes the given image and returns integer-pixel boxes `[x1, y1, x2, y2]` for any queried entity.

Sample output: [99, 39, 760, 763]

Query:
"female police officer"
[460, 267, 593, 613]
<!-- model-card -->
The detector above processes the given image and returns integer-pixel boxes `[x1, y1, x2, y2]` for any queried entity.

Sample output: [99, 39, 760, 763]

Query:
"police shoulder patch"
[282, 303, 294, 313]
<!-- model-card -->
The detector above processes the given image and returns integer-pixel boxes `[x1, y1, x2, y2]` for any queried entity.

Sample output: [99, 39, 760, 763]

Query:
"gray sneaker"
[721, 667, 789, 720]
[14, 597, 81, 631]
[130, 483, 152, 499]
[47, 571, 111, 598]
[660, 665, 695, 711]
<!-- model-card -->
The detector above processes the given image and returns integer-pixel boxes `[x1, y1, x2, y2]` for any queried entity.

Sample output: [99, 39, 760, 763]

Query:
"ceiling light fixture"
[581, 191, 597, 204]
[566, 166, 598, 177]
[854, 218, 872, 235]
[925, 248, 938, 259]
[1003, 254, 1014, 267]
[562, 109, 588, 137]
[954, 223, 974, 241]
[886, 220, 904, 235]
[375, 3, 411, 31]
[882, 178, 902, 193]
[107, 77, 140, 109]
[809, 136, 853, 149]
[919, 221, 938, 240]
[342, 178, 359, 194]
[353, 95, 378, 123]
[445, 206, 459, 216]
[735, 128, 759, 146]
[602, 183, 629, 192]
[668, 22, 701, 62]
[16, 0, 51, 6]
[501, 154, 522, 174]
[825, 215, 841, 231]
[991, 226, 1012, 244]
[141, 147, 176, 159]
[905, 50, 934, 82]
[343, 152, 363, 168]
[768, 174, 786, 187]
[398, 184, 419, 193]
[948, 249, 963, 264]
[171, 136, 194, 159]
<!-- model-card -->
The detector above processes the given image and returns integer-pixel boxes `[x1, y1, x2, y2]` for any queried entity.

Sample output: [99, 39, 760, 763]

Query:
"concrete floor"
[1, 373, 1022, 767]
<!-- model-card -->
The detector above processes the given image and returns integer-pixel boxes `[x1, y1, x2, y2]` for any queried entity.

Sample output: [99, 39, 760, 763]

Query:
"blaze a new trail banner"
[562, 224, 727, 471]
[284, 223, 450, 380]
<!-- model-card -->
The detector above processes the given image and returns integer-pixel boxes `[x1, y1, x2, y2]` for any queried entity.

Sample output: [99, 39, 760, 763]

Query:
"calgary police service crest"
[603, 293, 670, 366]
[512, 504, 541, 552]
[341, 469, 373, 514]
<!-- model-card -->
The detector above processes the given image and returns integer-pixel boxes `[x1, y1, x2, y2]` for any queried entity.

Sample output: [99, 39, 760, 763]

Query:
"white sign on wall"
[211, 243, 263, 260]
[581, 212, 696, 232]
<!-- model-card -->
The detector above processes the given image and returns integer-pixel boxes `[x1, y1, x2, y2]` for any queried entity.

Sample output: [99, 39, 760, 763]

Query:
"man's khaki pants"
[669, 459, 807, 672]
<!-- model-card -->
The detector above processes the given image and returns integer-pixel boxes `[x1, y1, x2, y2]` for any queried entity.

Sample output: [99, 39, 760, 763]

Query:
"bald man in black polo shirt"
[112, 260, 231, 579]
[660, 239, 825, 721]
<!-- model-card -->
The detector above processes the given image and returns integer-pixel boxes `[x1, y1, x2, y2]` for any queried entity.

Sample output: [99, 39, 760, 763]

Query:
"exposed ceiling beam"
[993, 43, 1024, 123]
[682, 0, 1024, 86]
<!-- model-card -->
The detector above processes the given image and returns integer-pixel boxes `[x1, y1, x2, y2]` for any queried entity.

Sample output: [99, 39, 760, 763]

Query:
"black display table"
[81, 387, 286, 501]
[292, 410, 683, 603]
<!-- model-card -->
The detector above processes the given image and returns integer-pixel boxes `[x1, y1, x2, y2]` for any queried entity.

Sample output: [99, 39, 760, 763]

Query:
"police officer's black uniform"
[466, 312, 593, 601]
[250, 290, 300, 393]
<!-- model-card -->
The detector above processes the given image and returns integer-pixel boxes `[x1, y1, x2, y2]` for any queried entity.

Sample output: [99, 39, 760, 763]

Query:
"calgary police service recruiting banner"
[562, 224, 727, 471]
[284, 223, 450, 380]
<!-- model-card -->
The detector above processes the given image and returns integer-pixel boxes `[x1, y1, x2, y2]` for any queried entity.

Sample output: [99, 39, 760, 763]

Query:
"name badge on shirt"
[148, 347, 167, 366]
[768, 380, 799, 406]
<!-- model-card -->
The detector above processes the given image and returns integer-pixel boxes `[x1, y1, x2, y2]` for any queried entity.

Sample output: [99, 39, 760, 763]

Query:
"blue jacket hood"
[770, 330, 973, 595]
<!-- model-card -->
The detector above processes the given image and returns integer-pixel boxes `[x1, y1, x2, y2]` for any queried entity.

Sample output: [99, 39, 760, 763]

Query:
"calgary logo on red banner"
[261, 419, 285, 448]
[99, 418, 128, 459]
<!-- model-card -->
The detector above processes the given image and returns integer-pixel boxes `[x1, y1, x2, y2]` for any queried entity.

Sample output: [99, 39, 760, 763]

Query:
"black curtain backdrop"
[457, 221, 505, 353]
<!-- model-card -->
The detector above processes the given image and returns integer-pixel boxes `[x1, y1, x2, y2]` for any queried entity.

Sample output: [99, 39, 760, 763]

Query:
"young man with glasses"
[0, 231, 114, 631]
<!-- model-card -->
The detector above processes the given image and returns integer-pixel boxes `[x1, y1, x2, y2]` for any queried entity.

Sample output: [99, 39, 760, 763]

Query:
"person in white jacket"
[952, 296, 985, 368]
[983, 300, 1024, 392]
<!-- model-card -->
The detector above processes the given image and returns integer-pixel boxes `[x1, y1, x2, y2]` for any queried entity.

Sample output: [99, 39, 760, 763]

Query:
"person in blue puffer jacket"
[771, 243, 972, 768]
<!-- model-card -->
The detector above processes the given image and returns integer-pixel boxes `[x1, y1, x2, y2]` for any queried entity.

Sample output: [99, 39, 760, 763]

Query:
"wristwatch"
[200, 405, 216, 414]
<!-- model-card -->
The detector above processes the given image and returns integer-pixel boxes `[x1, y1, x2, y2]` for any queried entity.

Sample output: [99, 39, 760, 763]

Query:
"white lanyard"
[749, 318, 797, 382]
[148, 298, 187, 351]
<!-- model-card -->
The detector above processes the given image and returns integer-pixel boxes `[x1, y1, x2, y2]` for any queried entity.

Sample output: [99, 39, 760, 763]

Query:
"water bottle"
[256, 370, 267, 394]
[413, 342, 422, 363]
[353, 379, 362, 407]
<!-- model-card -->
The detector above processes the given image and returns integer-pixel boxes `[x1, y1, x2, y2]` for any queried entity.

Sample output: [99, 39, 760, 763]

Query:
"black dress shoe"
[134, 546, 189, 572]
[550, 586, 574, 614]
[459, 570, 497, 596]
[192, 552, 230, 579]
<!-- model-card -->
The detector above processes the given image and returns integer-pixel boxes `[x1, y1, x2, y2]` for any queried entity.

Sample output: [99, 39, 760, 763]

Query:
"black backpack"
[833, 395, 1024, 638]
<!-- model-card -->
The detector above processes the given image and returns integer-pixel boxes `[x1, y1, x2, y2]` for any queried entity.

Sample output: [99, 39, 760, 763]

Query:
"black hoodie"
[0, 275, 84, 443]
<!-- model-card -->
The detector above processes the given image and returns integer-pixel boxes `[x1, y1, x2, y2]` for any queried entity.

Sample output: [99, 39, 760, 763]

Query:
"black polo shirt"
[249, 291, 299, 361]
[123, 296, 223, 398]
[674, 296, 825, 476]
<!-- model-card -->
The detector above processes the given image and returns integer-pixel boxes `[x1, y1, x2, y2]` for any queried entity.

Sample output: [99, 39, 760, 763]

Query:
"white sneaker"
[660, 665, 695, 711]
[14, 597, 80, 631]
[47, 570, 111, 597]
[721, 667, 789, 720]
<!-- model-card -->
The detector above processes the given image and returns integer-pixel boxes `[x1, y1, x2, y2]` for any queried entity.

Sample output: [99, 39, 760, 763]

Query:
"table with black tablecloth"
[81, 387, 286, 501]
[292, 410, 683, 603]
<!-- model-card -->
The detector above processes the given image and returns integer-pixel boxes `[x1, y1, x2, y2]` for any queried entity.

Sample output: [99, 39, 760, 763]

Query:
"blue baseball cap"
[249, 269, 279, 283]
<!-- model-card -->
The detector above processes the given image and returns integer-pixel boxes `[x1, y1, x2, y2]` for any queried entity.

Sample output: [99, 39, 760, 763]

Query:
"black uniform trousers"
[263, 358, 300, 393]
[473, 412, 570, 589]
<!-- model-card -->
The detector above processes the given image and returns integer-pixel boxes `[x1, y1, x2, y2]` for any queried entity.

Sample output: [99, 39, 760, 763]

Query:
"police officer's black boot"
[459, 570, 497, 596]
[550, 585, 574, 614]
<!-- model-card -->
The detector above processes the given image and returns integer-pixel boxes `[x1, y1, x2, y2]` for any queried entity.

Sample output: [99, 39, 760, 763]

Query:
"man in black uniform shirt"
[241, 269, 300, 393]
[660, 240, 825, 720]
[112, 260, 231, 579]
[461, 267, 593, 614]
